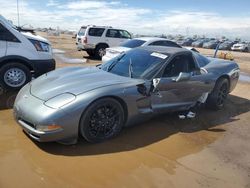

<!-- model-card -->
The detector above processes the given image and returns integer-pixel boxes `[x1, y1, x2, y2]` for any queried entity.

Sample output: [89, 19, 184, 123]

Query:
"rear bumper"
[32, 59, 55, 77]
[229, 68, 240, 93]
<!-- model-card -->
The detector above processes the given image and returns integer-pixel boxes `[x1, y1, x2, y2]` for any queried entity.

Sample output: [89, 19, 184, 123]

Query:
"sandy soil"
[0, 33, 249, 188]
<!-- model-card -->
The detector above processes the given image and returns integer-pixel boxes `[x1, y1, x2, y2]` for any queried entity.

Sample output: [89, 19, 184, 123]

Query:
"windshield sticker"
[150, 52, 168, 59]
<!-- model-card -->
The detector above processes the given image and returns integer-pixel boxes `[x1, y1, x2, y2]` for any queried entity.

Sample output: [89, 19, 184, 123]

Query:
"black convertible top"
[138, 46, 190, 56]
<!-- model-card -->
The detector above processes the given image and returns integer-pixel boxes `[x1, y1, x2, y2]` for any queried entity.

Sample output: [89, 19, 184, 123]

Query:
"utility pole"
[17, 0, 20, 26]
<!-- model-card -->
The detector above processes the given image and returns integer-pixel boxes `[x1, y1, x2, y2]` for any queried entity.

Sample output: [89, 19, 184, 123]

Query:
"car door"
[151, 53, 211, 113]
[87, 27, 105, 46]
[105, 29, 120, 47]
[0, 23, 7, 57]
[106, 29, 130, 47]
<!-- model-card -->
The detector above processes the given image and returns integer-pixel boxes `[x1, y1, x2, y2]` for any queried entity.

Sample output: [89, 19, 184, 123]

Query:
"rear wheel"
[0, 63, 31, 90]
[95, 44, 108, 59]
[206, 78, 229, 110]
[79, 98, 125, 143]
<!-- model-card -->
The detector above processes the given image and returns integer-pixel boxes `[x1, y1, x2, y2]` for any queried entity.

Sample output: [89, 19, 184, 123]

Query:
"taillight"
[82, 37, 87, 44]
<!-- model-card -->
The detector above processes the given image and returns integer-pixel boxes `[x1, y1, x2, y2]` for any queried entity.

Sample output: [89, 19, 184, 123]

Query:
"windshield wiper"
[107, 54, 125, 72]
[129, 58, 133, 78]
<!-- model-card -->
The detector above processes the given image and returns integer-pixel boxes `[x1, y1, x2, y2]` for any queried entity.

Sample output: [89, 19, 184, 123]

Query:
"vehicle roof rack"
[81, 25, 113, 28]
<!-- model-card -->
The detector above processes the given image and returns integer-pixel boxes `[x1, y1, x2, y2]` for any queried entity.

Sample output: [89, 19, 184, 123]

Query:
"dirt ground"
[0, 33, 250, 188]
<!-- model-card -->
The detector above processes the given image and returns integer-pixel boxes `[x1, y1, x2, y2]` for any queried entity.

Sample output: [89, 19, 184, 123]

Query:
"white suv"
[0, 15, 55, 90]
[76, 25, 131, 59]
[231, 42, 250, 52]
[102, 37, 182, 63]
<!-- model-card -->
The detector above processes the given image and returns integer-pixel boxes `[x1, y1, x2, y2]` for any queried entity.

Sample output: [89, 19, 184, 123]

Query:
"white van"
[0, 15, 55, 90]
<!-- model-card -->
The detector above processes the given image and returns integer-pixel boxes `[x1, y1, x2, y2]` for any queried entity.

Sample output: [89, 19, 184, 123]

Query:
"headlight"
[44, 93, 76, 109]
[29, 39, 50, 52]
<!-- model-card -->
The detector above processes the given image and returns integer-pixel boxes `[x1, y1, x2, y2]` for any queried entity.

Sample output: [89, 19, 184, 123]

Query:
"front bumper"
[32, 59, 55, 78]
[13, 85, 78, 142]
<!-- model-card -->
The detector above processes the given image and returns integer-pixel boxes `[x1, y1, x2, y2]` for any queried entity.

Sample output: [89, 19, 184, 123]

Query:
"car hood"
[21, 32, 50, 44]
[30, 67, 141, 101]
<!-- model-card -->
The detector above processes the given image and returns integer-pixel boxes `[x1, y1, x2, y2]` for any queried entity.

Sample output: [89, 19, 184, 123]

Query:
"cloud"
[0, 0, 250, 39]
[46, 0, 59, 7]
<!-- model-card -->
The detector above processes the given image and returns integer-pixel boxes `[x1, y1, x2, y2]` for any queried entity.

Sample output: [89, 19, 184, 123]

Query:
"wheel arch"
[78, 95, 128, 129]
[96, 43, 109, 49]
[216, 74, 230, 92]
[0, 56, 34, 72]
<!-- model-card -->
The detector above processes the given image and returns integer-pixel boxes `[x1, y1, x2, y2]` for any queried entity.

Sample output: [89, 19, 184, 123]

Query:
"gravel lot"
[0, 33, 249, 188]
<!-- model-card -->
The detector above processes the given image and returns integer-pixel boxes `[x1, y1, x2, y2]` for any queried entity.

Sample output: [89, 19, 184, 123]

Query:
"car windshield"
[121, 39, 146, 48]
[78, 27, 86, 36]
[101, 48, 168, 79]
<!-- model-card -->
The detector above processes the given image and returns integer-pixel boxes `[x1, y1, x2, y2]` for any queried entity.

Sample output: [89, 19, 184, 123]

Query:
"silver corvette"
[13, 46, 240, 144]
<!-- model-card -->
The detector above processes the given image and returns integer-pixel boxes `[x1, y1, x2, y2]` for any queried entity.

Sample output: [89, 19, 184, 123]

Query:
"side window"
[106, 29, 120, 38]
[163, 54, 196, 77]
[88, 28, 105, 37]
[163, 41, 181, 48]
[149, 41, 165, 46]
[0, 23, 19, 42]
[119, 30, 131, 39]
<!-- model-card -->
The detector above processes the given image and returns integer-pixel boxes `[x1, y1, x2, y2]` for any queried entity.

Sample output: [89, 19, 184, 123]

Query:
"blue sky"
[1, 0, 250, 39]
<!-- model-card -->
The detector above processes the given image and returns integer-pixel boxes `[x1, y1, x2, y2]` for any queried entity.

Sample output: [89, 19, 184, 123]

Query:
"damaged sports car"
[13, 46, 240, 144]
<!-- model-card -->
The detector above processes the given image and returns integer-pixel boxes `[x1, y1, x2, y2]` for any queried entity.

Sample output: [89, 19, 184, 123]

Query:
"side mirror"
[173, 72, 191, 82]
[152, 78, 161, 92]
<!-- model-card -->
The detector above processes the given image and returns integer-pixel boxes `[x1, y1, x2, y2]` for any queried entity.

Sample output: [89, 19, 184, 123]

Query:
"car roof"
[134, 37, 172, 42]
[138, 46, 189, 55]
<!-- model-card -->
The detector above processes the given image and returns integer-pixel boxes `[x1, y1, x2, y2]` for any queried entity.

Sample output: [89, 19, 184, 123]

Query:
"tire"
[0, 63, 31, 90]
[95, 44, 108, 59]
[86, 50, 95, 57]
[206, 78, 229, 110]
[79, 98, 125, 143]
[244, 48, 248, 52]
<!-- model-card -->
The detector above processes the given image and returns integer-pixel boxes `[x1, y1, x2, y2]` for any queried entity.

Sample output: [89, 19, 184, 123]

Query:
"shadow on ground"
[0, 86, 248, 156]
[83, 54, 101, 61]
[33, 95, 250, 156]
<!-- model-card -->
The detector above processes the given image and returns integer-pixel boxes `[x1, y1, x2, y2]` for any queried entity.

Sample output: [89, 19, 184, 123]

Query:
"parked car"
[177, 38, 194, 46]
[0, 15, 55, 90]
[203, 40, 220, 49]
[192, 39, 210, 48]
[231, 42, 250, 52]
[218, 41, 235, 50]
[14, 46, 239, 144]
[76, 25, 132, 59]
[102, 37, 181, 63]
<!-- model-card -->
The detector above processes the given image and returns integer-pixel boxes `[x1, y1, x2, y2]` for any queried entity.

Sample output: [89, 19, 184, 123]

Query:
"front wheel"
[0, 63, 31, 90]
[79, 98, 125, 143]
[206, 78, 229, 110]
